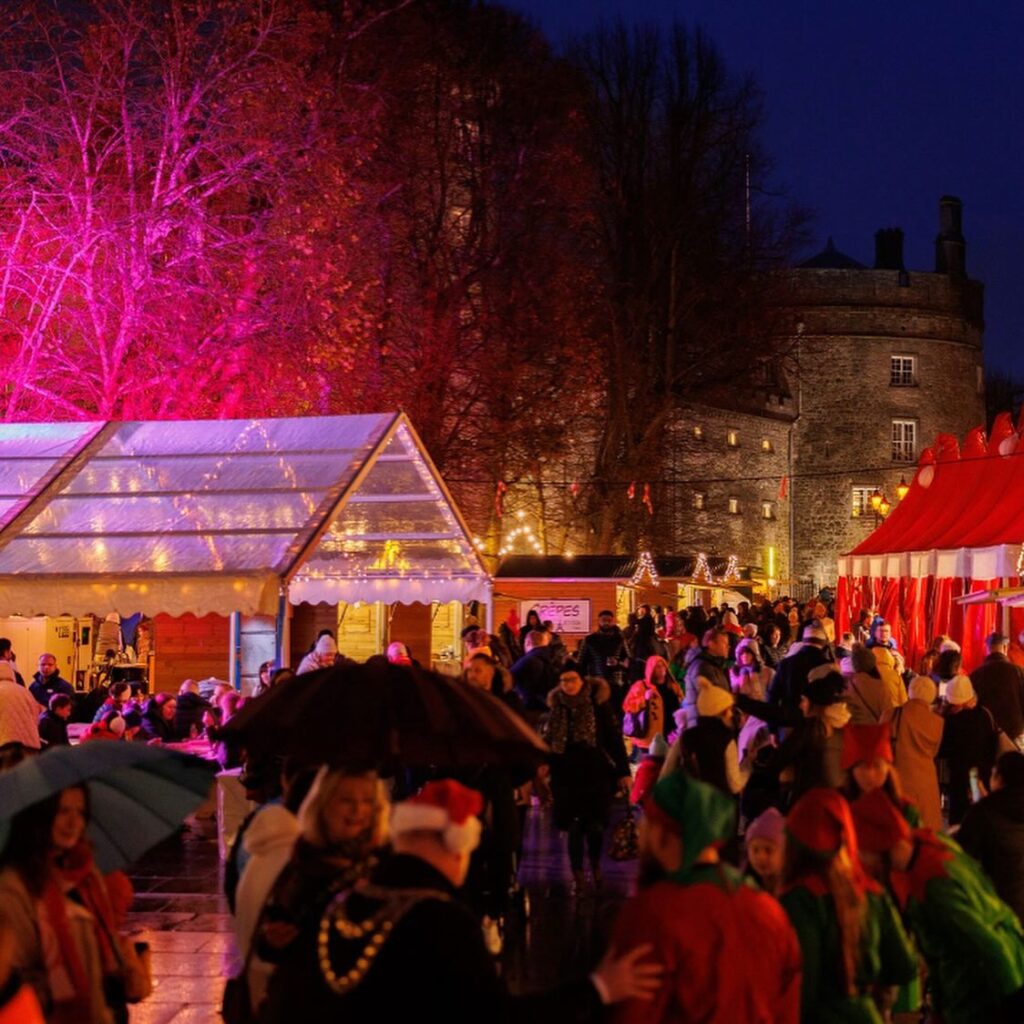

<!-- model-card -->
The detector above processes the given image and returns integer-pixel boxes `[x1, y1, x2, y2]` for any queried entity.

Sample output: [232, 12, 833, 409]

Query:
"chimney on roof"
[935, 195, 966, 277]
[874, 228, 905, 270]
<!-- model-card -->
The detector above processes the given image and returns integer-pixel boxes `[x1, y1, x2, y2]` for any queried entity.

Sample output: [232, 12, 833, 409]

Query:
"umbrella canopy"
[223, 661, 548, 770]
[0, 743, 217, 873]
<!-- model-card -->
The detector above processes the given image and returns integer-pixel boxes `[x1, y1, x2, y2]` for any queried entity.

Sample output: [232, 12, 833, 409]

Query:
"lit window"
[728, 497, 740, 514]
[890, 355, 917, 387]
[693, 425, 704, 440]
[693, 492, 706, 511]
[761, 438, 773, 452]
[891, 420, 917, 463]
[761, 501, 774, 519]
[851, 486, 880, 518]
[727, 430, 739, 448]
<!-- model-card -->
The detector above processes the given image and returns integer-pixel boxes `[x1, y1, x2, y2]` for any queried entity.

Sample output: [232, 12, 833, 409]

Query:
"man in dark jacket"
[970, 632, 1024, 743]
[28, 652, 74, 708]
[510, 630, 559, 712]
[309, 779, 660, 1022]
[959, 751, 1024, 923]
[577, 611, 629, 696]
[766, 625, 832, 733]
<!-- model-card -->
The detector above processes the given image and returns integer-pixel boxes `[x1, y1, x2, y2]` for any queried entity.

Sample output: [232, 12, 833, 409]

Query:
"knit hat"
[390, 779, 483, 855]
[803, 625, 828, 643]
[908, 675, 938, 705]
[841, 723, 894, 771]
[645, 772, 735, 875]
[786, 787, 859, 857]
[0, 663, 14, 683]
[649, 733, 669, 759]
[946, 674, 975, 706]
[850, 645, 877, 675]
[938, 638, 961, 653]
[850, 789, 911, 854]
[745, 807, 785, 848]
[742, 623, 759, 639]
[735, 637, 760, 661]
[697, 681, 734, 718]
[314, 634, 338, 656]
[804, 668, 846, 706]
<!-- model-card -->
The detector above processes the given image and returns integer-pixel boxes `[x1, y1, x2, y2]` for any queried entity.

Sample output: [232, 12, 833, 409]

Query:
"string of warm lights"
[630, 550, 659, 586]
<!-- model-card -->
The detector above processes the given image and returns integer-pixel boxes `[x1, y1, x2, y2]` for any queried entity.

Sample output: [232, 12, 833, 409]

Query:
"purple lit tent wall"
[0, 413, 490, 677]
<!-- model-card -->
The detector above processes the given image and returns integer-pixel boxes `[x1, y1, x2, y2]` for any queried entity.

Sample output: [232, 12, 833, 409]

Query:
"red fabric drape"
[930, 577, 953, 642]
[900, 577, 926, 673]
[835, 576, 850, 636]
[879, 578, 901, 633]
[962, 578, 1000, 672]
[947, 578, 967, 649]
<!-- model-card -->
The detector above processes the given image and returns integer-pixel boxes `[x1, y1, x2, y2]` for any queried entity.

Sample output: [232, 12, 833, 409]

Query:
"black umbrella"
[222, 660, 548, 770]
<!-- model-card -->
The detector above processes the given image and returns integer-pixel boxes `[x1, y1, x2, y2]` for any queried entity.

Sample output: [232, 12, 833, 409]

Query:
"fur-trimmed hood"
[546, 675, 611, 709]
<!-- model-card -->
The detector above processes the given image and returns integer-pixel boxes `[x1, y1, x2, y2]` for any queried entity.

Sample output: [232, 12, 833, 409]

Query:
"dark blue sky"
[505, 0, 1024, 375]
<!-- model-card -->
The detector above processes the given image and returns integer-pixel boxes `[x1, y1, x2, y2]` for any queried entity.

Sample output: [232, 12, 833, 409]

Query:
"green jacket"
[893, 833, 1024, 1024]
[780, 882, 917, 1024]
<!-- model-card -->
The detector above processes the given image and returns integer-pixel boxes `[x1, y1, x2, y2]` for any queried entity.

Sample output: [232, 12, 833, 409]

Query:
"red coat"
[609, 866, 801, 1024]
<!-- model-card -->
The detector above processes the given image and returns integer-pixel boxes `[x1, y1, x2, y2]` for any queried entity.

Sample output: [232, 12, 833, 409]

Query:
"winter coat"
[28, 673, 74, 709]
[140, 701, 177, 743]
[677, 716, 746, 796]
[891, 699, 944, 831]
[767, 643, 832, 726]
[0, 681, 42, 751]
[577, 627, 629, 684]
[544, 678, 629, 830]
[298, 853, 601, 1023]
[234, 804, 302, 1008]
[844, 671, 894, 726]
[509, 646, 559, 712]
[971, 653, 1024, 740]
[766, 716, 845, 807]
[173, 692, 211, 738]
[958, 787, 1024, 925]
[36, 710, 69, 748]
[609, 863, 802, 1024]
[780, 883, 916, 1024]
[871, 648, 907, 707]
[939, 704, 998, 826]
[622, 661, 681, 750]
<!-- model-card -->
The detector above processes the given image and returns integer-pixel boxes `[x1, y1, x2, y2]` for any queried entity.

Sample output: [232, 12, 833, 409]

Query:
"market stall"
[0, 413, 490, 689]
[836, 412, 1024, 671]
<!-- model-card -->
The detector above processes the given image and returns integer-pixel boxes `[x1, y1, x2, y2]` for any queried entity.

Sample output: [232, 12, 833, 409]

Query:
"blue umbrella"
[0, 743, 218, 873]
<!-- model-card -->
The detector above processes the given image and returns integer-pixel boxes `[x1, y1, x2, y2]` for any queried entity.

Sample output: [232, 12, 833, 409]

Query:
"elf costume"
[781, 788, 917, 1024]
[608, 772, 801, 1023]
[852, 789, 1024, 1024]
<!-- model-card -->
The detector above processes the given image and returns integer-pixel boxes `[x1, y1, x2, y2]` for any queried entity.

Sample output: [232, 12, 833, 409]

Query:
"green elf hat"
[646, 771, 735, 874]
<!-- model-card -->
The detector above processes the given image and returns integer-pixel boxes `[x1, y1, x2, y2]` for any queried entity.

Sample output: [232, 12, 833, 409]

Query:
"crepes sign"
[518, 600, 591, 634]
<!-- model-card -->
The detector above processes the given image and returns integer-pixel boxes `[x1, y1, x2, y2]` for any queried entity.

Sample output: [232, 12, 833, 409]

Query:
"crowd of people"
[3, 600, 1024, 1022]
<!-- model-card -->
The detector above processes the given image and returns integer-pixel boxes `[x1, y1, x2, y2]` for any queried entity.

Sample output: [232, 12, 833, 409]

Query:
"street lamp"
[896, 476, 910, 501]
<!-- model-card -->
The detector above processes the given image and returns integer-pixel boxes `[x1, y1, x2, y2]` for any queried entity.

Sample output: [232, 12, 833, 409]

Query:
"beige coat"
[873, 648, 907, 707]
[891, 698, 944, 831]
[844, 672, 895, 726]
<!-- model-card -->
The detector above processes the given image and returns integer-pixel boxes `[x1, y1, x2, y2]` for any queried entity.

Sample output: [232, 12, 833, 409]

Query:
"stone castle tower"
[783, 195, 985, 585]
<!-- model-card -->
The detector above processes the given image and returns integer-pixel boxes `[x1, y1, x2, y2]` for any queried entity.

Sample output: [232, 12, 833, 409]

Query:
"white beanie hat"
[697, 680, 734, 718]
[946, 674, 975, 706]
[314, 634, 338, 656]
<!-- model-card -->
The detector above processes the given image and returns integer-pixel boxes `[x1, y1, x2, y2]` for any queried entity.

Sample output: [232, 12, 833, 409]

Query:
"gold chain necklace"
[317, 884, 451, 995]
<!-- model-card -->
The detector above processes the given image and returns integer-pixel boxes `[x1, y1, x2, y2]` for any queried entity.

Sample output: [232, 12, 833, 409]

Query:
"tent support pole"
[485, 589, 494, 634]
[276, 584, 291, 669]
[229, 612, 241, 691]
[1003, 577, 1011, 638]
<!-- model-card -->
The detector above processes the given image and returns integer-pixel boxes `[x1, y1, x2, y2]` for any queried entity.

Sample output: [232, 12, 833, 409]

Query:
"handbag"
[119, 938, 153, 1004]
[623, 701, 650, 739]
[609, 805, 639, 861]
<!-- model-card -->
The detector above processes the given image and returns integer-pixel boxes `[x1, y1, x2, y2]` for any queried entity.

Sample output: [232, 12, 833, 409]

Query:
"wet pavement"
[125, 804, 637, 1021]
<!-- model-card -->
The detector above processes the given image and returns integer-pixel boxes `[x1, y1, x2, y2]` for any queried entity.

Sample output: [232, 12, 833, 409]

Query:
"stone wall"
[784, 267, 984, 584]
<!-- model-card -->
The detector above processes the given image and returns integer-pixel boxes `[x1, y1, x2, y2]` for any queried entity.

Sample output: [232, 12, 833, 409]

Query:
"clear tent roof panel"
[0, 414, 394, 577]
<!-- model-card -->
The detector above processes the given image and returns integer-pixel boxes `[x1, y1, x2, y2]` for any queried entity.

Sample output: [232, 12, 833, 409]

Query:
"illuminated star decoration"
[631, 550, 660, 587]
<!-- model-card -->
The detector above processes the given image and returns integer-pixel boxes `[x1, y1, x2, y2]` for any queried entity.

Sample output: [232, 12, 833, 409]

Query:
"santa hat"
[391, 779, 483, 855]
[850, 789, 911, 853]
[841, 723, 894, 771]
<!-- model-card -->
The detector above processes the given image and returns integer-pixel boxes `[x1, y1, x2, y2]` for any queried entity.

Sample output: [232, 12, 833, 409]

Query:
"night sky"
[505, 0, 1024, 376]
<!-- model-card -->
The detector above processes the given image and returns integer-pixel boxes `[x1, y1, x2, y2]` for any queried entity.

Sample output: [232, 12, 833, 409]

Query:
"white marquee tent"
[0, 413, 490, 642]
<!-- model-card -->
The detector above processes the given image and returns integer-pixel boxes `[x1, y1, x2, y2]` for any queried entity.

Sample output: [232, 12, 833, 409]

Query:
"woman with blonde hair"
[251, 767, 388, 1018]
[780, 788, 916, 1022]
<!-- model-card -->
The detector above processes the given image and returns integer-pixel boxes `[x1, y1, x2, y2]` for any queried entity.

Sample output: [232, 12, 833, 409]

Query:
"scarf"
[36, 841, 122, 1015]
[546, 685, 598, 754]
[823, 702, 852, 730]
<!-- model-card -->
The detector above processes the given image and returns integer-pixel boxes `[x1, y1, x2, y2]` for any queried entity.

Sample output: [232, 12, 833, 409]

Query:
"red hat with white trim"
[390, 779, 483, 855]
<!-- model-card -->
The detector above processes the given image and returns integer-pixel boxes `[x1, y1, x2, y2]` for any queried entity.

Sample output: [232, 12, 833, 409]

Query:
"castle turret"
[935, 195, 966, 278]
